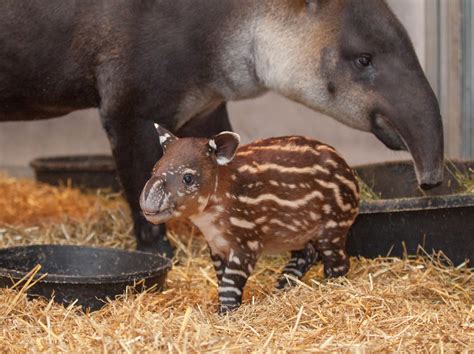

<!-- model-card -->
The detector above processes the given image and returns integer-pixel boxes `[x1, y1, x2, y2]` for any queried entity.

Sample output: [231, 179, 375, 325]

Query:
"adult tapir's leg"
[176, 103, 232, 138]
[99, 114, 174, 256]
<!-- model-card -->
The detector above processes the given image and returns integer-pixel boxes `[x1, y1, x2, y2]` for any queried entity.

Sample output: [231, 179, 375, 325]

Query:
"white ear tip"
[154, 123, 160, 129]
[220, 131, 241, 143]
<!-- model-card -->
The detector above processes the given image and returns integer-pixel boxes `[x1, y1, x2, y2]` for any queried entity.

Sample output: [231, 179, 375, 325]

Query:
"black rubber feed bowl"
[0, 245, 171, 311]
[30, 155, 121, 191]
[348, 160, 473, 266]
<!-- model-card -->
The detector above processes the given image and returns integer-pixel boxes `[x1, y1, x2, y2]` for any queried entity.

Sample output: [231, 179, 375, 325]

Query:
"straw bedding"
[0, 173, 472, 352]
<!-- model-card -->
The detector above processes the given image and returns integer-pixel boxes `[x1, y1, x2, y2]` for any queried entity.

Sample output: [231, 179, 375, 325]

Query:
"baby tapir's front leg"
[218, 250, 257, 315]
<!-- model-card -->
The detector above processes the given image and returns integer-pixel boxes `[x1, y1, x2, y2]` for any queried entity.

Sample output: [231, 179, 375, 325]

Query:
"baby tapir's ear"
[209, 131, 241, 166]
[154, 123, 178, 151]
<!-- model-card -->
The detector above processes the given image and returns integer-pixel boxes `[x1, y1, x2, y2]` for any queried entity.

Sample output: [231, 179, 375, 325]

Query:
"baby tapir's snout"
[140, 176, 174, 225]
[140, 176, 163, 213]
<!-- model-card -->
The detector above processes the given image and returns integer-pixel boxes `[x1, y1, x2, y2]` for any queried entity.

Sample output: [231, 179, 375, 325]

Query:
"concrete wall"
[0, 1, 426, 169]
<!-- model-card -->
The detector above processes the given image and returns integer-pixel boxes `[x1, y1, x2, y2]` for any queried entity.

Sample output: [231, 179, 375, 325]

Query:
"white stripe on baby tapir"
[325, 159, 339, 168]
[255, 216, 267, 224]
[229, 217, 256, 229]
[315, 180, 353, 212]
[238, 163, 330, 175]
[237, 190, 324, 209]
[222, 276, 235, 285]
[225, 268, 248, 278]
[219, 287, 242, 295]
[270, 219, 298, 232]
[237, 143, 321, 156]
[335, 174, 359, 196]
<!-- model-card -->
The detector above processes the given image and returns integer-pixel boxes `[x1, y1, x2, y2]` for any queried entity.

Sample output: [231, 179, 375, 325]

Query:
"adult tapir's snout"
[370, 64, 444, 189]
[348, 0, 444, 189]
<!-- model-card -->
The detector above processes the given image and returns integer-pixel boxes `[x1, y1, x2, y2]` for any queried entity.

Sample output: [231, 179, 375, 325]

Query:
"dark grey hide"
[0, 0, 444, 256]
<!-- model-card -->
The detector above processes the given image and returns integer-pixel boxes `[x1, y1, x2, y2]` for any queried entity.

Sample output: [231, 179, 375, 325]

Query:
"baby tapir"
[140, 124, 360, 314]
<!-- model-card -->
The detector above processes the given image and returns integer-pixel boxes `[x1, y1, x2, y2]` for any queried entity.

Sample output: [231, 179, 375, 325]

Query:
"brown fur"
[140, 126, 359, 313]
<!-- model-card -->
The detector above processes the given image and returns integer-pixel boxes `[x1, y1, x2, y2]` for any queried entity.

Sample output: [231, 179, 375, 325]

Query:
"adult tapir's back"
[0, 0, 235, 122]
[0, 1, 97, 120]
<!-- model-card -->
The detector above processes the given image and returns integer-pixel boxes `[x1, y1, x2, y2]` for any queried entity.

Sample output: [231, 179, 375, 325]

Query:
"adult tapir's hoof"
[135, 221, 174, 258]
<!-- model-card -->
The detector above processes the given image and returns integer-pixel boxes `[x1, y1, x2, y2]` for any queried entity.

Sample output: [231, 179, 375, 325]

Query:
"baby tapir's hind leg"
[276, 242, 320, 289]
[315, 228, 350, 278]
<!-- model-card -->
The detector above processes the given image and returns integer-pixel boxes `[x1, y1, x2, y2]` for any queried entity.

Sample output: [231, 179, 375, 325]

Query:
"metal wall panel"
[462, 0, 474, 158]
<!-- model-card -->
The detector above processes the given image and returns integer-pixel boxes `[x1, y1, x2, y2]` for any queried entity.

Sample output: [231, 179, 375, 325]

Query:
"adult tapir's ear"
[305, 0, 327, 13]
[209, 131, 241, 166]
[154, 123, 178, 151]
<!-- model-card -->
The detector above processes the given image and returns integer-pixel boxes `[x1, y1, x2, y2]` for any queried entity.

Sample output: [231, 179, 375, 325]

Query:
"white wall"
[0, 1, 426, 168]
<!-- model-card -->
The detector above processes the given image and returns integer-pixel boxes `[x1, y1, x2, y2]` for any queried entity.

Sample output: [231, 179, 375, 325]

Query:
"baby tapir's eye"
[182, 173, 195, 186]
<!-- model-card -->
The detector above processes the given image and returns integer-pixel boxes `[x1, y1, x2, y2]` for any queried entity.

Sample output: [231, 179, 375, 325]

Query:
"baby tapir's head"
[140, 124, 240, 224]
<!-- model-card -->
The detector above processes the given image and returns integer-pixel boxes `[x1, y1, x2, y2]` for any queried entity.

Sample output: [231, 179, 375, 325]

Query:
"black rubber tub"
[347, 160, 474, 266]
[30, 155, 121, 191]
[0, 245, 171, 311]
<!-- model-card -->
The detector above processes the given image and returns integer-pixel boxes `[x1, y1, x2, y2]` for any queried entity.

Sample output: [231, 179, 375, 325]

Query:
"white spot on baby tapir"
[323, 204, 332, 214]
[230, 217, 256, 229]
[261, 225, 271, 234]
[309, 211, 320, 221]
[326, 220, 338, 229]
[231, 174, 238, 181]
[338, 250, 347, 259]
[247, 240, 260, 251]
[331, 237, 341, 244]
[338, 220, 353, 228]
[323, 250, 333, 256]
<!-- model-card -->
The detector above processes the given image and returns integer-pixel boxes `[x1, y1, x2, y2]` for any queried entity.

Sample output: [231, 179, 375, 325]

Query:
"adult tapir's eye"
[182, 173, 195, 186]
[355, 54, 373, 68]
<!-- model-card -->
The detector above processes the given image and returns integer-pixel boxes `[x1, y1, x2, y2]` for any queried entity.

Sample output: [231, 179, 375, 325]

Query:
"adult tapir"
[0, 0, 444, 257]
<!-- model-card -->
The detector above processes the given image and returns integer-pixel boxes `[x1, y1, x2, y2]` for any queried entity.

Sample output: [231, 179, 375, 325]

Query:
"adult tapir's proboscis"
[0, 0, 444, 256]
